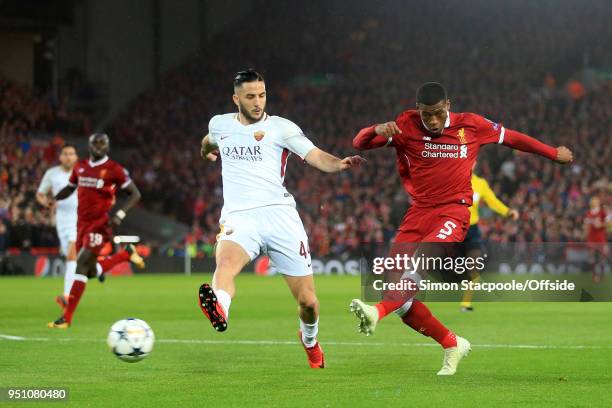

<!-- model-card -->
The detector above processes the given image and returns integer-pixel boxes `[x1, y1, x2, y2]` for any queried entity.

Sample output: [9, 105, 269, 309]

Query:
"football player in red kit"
[350, 82, 573, 375]
[48, 133, 145, 328]
[584, 196, 610, 282]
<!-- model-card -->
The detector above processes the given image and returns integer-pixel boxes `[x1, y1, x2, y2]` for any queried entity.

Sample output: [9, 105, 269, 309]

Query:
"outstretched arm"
[110, 182, 141, 226]
[502, 129, 573, 163]
[201, 134, 219, 161]
[353, 122, 401, 150]
[305, 148, 365, 173]
[277, 119, 365, 173]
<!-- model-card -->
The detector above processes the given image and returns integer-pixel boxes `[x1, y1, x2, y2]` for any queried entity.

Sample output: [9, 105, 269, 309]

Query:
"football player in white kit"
[36, 144, 79, 309]
[198, 70, 365, 368]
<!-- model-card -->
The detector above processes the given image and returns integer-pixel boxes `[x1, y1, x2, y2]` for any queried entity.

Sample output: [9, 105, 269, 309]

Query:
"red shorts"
[380, 204, 471, 307]
[395, 203, 470, 243]
[77, 218, 112, 254]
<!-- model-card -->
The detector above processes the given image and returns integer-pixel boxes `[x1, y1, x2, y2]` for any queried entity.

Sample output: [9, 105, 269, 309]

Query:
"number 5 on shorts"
[436, 221, 457, 240]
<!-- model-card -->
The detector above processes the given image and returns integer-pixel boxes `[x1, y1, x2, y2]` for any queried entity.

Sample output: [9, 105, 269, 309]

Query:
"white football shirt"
[208, 113, 316, 217]
[37, 165, 78, 228]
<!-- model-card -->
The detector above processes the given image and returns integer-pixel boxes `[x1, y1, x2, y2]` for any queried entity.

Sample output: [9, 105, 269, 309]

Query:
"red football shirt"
[392, 111, 512, 207]
[354, 110, 557, 208]
[584, 208, 608, 242]
[69, 156, 131, 222]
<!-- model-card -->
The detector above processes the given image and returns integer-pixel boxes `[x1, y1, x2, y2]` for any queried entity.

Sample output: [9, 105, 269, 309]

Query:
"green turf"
[0, 274, 611, 407]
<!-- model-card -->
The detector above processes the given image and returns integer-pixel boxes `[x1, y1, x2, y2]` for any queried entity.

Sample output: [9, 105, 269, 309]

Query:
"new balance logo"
[423, 136, 431, 141]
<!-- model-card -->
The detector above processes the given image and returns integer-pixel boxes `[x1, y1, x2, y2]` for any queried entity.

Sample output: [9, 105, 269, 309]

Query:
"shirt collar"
[421, 111, 451, 132]
[89, 156, 109, 167]
[235, 112, 268, 125]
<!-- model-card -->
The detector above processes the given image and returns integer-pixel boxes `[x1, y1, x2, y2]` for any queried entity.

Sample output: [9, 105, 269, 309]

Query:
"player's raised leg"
[97, 244, 146, 280]
[198, 240, 250, 332]
[285, 274, 324, 368]
[350, 232, 422, 335]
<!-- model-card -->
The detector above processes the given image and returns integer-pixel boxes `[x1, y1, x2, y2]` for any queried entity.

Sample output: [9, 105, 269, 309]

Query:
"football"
[107, 318, 155, 363]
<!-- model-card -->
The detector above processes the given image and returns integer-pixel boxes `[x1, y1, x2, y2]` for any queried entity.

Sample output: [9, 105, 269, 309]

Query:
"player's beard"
[90, 145, 109, 159]
[238, 101, 264, 124]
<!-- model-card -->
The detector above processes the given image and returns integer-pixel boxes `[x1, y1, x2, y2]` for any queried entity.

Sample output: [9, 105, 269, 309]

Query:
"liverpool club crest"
[457, 128, 467, 144]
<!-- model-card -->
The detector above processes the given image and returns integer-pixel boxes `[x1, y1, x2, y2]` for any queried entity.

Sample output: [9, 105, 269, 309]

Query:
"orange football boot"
[299, 331, 325, 368]
[198, 283, 228, 332]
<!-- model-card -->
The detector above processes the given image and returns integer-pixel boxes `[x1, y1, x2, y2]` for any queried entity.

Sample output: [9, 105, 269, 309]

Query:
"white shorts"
[218, 205, 312, 277]
[56, 223, 77, 256]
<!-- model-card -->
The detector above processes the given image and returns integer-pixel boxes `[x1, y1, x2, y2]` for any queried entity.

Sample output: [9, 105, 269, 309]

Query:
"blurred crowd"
[112, 0, 611, 257]
[0, 77, 88, 252]
[2, 0, 611, 256]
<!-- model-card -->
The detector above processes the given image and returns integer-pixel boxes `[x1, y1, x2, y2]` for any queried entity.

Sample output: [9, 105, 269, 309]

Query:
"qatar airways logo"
[222, 145, 263, 162]
[422, 142, 468, 159]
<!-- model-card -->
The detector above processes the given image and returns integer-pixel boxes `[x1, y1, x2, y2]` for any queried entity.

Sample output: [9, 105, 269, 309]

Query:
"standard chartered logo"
[421, 142, 468, 159]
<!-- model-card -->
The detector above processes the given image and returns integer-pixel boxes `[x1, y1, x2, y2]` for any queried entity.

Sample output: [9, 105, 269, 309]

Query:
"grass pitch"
[1, 273, 611, 407]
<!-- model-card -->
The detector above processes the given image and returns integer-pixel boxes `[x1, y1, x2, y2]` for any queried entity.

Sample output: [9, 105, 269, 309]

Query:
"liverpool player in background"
[584, 196, 610, 282]
[349, 82, 573, 375]
[48, 133, 145, 328]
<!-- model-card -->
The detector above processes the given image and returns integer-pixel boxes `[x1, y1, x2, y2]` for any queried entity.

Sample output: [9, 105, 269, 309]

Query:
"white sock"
[95, 263, 103, 277]
[64, 261, 77, 297]
[300, 318, 319, 348]
[215, 289, 232, 319]
[394, 299, 413, 317]
[73, 273, 89, 283]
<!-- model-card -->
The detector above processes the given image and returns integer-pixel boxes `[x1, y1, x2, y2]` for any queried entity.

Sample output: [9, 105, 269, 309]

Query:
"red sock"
[64, 278, 87, 324]
[375, 301, 406, 319]
[98, 250, 130, 273]
[375, 277, 419, 319]
[401, 300, 457, 348]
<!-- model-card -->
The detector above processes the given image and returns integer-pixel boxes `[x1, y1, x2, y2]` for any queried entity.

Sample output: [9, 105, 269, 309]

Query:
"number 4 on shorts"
[299, 241, 310, 258]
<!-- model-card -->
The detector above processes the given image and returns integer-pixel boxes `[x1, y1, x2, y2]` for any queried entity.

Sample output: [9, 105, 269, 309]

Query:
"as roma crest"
[254, 130, 265, 141]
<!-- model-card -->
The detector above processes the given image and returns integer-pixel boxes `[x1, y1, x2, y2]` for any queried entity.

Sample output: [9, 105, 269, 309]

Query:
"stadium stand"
[2, 0, 610, 256]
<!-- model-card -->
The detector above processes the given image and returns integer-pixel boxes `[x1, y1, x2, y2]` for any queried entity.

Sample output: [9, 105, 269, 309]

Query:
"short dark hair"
[60, 143, 77, 153]
[233, 69, 264, 89]
[416, 82, 448, 106]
